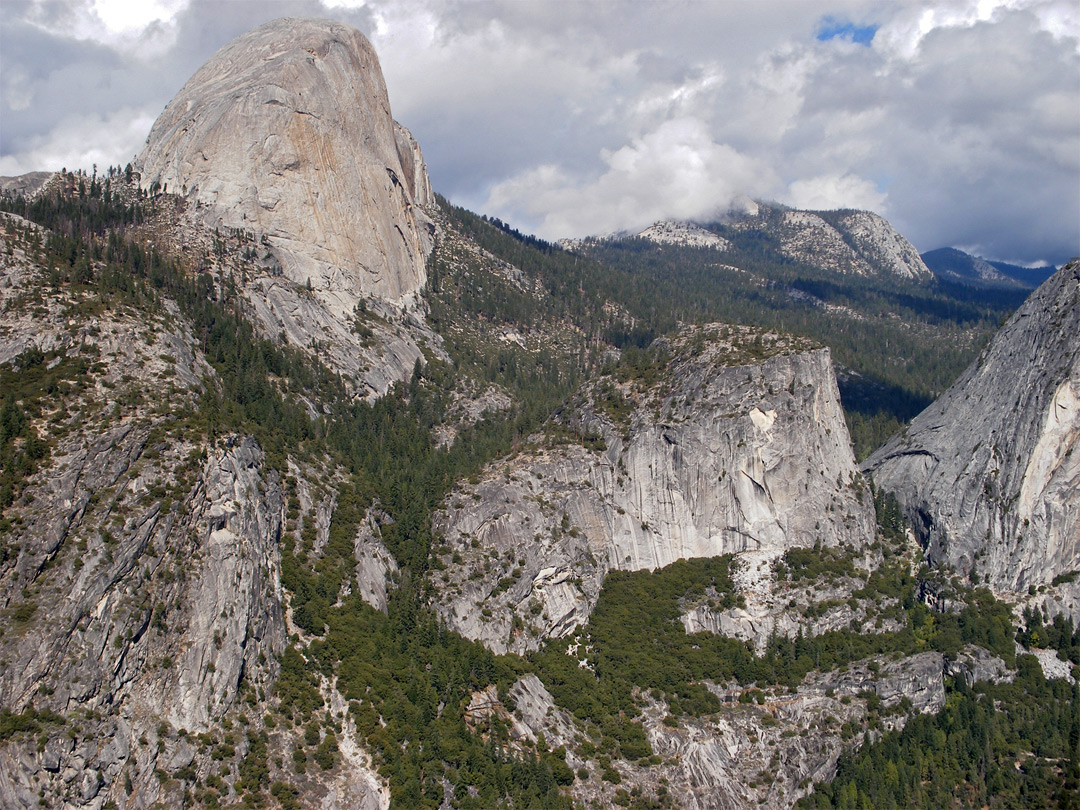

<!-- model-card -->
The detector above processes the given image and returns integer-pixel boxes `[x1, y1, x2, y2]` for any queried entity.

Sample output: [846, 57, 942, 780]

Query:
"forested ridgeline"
[564, 228, 1025, 459]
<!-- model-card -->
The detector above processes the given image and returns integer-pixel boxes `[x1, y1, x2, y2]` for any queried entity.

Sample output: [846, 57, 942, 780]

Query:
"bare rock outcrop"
[0, 215, 327, 809]
[865, 261, 1080, 609]
[680, 548, 905, 653]
[137, 18, 434, 305]
[637, 221, 731, 250]
[0, 171, 52, 198]
[508, 652, 952, 810]
[432, 326, 876, 654]
[834, 210, 932, 281]
[730, 205, 932, 281]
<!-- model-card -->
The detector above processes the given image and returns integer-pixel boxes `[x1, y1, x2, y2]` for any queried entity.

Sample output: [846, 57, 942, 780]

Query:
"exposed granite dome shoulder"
[136, 17, 434, 303]
[866, 260, 1080, 607]
[432, 326, 876, 654]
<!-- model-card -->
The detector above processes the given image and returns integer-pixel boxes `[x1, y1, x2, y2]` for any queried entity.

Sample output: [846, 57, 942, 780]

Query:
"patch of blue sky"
[816, 17, 878, 45]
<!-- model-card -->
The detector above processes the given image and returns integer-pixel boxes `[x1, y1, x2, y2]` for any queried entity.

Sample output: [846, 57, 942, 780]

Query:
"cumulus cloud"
[21, 0, 192, 59]
[1, 0, 1077, 264]
[783, 173, 887, 212]
[0, 107, 155, 176]
[485, 117, 775, 238]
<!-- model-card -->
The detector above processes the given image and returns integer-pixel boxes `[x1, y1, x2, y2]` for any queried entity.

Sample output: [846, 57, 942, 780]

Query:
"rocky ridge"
[921, 246, 1024, 288]
[431, 325, 876, 654]
[866, 261, 1080, 614]
[2, 15, 1074, 810]
[0, 214, 393, 809]
[921, 247, 1057, 290]
[731, 206, 932, 281]
[564, 203, 932, 282]
[636, 221, 731, 250]
[493, 645, 1010, 810]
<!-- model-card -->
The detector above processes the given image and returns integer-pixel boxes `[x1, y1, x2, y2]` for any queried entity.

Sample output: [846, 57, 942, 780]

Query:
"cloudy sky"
[1, 0, 1077, 266]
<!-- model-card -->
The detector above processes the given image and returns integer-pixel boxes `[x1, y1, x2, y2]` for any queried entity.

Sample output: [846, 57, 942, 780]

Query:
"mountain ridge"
[0, 16, 1076, 810]
[562, 201, 933, 283]
[921, 246, 1057, 289]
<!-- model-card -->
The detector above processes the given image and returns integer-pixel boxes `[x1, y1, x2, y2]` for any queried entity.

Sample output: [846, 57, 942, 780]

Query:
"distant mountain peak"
[567, 201, 933, 281]
[921, 246, 1057, 289]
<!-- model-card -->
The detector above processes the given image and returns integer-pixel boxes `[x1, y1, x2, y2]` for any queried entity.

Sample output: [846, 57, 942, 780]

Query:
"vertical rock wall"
[137, 18, 434, 305]
[866, 261, 1080, 606]
[433, 329, 876, 654]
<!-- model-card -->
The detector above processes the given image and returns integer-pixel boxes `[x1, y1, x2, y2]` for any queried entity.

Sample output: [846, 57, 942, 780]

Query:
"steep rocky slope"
[502, 652, 965, 810]
[1, 177, 1067, 810]
[431, 326, 876, 654]
[148, 190, 439, 399]
[866, 261, 1080, 611]
[731, 206, 932, 281]
[137, 18, 434, 306]
[0, 209, 394, 810]
[131, 18, 444, 399]
[2, 16, 1074, 810]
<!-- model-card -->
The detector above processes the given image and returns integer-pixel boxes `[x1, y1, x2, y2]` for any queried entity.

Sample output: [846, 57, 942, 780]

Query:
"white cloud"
[22, 0, 191, 59]
[783, 173, 887, 212]
[484, 117, 776, 239]
[1, 0, 1076, 263]
[873, 0, 1078, 59]
[0, 107, 155, 176]
[3, 66, 34, 112]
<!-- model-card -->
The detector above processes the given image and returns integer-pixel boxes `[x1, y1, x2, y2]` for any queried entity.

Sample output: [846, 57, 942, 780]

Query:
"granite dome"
[137, 18, 434, 304]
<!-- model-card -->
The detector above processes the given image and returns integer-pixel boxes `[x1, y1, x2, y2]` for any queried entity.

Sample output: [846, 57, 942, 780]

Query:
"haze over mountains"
[0, 17, 1077, 810]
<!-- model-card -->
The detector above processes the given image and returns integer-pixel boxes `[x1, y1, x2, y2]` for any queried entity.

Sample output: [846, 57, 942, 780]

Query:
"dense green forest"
[0, 184, 1072, 809]
[799, 663, 1079, 810]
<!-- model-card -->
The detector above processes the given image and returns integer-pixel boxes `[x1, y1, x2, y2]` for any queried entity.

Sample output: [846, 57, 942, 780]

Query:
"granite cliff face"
[0, 213, 391, 810]
[137, 18, 434, 306]
[432, 326, 876, 654]
[866, 261, 1080, 609]
[3, 17, 1071, 808]
[134, 18, 443, 398]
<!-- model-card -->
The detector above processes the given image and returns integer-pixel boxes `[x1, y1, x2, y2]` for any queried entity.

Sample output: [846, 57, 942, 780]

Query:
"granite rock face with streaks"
[719, 203, 933, 281]
[0, 213, 389, 810]
[506, 651, 960, 810]
[865, 261, 1080, 612]
[432, 326, 876, 654]
[137, 18, 434, 305]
